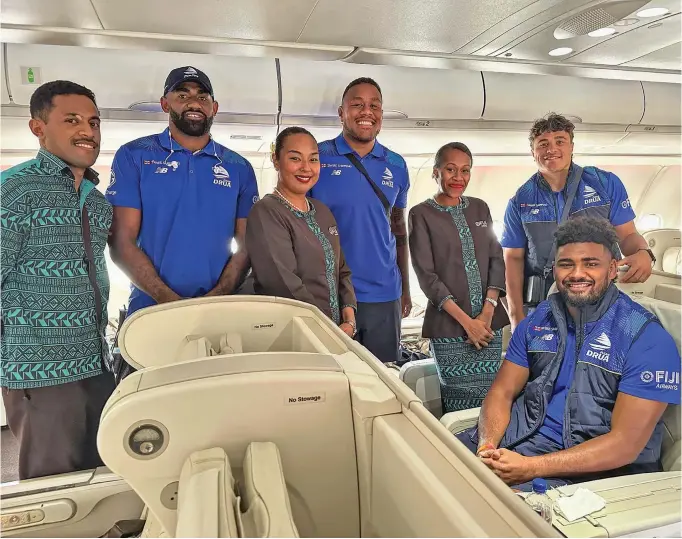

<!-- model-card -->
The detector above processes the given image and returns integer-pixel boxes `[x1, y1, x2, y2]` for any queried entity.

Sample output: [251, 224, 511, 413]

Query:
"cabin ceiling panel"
[621, 41, 681, 69]
[298, 0, 538, 53]
[90, 0, 319, 42]
[0, 0, 103, 29]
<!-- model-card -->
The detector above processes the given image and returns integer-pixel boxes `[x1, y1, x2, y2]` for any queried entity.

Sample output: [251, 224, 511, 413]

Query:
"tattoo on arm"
[391, 207, 410, 286]
[391, 207, 407, 238]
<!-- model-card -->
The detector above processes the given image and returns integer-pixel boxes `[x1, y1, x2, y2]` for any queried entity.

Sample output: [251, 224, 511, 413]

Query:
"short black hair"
[555, 217, 620, 260]
[434, 142, 473, 168]
[529, 112, 575, 146]
[341, 77, 382, 102]
[30, 80, 97, 123]
[274, 126, 317, 159]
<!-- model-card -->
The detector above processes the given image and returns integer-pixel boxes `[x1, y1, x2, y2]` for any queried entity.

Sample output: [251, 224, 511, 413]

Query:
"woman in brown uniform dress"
[408, 142, 508, 412]
[246, 127, 357, 338]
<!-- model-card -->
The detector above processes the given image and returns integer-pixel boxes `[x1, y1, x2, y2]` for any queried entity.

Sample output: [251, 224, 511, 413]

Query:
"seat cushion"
[241, 442, 299, 538]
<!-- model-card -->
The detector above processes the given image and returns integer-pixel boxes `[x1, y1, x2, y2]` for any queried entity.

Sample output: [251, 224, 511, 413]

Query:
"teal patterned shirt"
[1, 149, 112, 389]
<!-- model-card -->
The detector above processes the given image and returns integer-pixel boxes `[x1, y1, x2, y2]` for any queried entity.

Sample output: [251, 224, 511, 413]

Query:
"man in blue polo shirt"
[502, 113, 653, 331]
[458, 218, 679, 491]
[107, 66, 258, 318]
[309, 77, 411, 364]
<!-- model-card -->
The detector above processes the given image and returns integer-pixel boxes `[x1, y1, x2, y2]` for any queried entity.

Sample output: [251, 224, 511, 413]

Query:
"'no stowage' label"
[285, 393, 326, 405]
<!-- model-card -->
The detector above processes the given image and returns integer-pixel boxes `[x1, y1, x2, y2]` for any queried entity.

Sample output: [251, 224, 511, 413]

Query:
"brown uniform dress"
[408, 196, 509, 412]
[246, 194, 356, 323]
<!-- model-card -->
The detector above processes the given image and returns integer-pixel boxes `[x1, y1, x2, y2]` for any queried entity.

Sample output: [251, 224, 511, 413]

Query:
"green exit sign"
[20, 66, 41, 85]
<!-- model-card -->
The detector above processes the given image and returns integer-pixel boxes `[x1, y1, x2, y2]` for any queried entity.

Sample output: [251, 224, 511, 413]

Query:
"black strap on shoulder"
[544, 164, 583, 276]
[81, 205, 112, 372]
[336, 141, 391, 219]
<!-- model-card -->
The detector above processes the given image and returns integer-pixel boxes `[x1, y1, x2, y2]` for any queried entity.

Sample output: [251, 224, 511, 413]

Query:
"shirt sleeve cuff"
[437, 295, 455, 311]
[487, 285, 506, 296]
[341, 304, 357, 312]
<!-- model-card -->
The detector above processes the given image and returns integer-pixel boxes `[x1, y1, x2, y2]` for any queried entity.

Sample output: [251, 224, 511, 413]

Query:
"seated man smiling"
[457, 217, 680, 491]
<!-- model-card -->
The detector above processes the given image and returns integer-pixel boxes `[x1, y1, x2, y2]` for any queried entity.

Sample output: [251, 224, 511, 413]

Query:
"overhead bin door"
[5, 44, 279, 115]
[482, 72, 644, 125]
[279, 59, 484, 120]
[640, 82, 682, 126]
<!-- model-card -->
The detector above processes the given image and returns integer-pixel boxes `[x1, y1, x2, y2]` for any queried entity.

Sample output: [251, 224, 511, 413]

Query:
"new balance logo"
[583, 185, 602, 204]
[382, 167, 394, 188]
[586, 332, 610, 362]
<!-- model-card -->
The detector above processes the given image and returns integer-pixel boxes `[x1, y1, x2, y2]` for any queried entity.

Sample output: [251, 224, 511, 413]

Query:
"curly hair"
[554, 217, 620, 260]
[434, 142, 473, 168]
[529, 112, 575, 146]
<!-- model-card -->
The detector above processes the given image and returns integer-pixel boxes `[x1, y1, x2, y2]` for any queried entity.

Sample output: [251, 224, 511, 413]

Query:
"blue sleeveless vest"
[502, 285, 662, 473]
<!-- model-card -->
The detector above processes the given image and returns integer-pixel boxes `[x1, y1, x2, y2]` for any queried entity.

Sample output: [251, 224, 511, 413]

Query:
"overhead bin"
[640, 82, 682, 127]
[482, 72, 644, 125]
[279, 59, 484, 121]
[5, 43, 279, 116]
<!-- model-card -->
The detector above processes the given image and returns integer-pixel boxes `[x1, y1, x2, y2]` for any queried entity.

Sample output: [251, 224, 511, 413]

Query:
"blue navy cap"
[163, 66, 214, 98]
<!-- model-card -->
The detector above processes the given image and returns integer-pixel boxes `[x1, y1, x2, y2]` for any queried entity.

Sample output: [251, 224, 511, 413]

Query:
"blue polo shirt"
[507, 317, 681, 447]
[106, 128, 259, 314]
[309, 134, 409, 303]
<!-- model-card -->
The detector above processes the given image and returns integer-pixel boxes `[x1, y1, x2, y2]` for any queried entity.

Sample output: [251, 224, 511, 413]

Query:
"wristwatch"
[639, 248, 656, 265]
[485, 297, 498, 308]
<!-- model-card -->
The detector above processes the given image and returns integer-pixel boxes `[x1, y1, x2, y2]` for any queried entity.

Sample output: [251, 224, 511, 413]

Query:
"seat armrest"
[440, 407, 481, 434]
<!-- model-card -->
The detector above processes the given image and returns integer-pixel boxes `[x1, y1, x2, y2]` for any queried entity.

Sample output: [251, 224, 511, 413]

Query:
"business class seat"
[615, 253, 682, 304]
[439, 294, 682, 537]
[94, 296, 554, 538]
[643, 229, 681, 274]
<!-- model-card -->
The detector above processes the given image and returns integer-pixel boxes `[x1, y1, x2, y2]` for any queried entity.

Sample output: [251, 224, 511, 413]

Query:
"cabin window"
[637, 213, 663, 232]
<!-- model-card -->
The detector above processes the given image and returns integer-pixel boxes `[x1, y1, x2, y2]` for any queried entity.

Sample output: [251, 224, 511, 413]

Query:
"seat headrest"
[662, 247, 682, 275]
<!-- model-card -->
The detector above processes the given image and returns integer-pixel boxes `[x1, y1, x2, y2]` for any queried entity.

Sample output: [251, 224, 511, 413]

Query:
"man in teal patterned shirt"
[1, 80, 115, 479]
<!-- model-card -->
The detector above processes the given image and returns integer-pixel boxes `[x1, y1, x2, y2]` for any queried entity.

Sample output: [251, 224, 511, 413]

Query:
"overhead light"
[549, 47, 573, 56]
[588, 27, 617, 37]
[636, 7, 669, 17]
[614, 18, 639, 26]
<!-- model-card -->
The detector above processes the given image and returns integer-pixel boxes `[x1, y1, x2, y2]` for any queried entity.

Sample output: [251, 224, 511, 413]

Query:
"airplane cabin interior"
[0, 0, 680, 537]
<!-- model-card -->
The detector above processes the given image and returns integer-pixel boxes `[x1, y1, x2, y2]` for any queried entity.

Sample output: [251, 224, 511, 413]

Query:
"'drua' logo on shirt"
[382, 167, 394, 188]
[213, 164, 231, 187]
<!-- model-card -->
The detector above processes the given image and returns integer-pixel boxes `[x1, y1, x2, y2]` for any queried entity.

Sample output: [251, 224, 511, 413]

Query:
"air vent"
[554, 0, 649, 39]
[128, 101, 163, 112]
